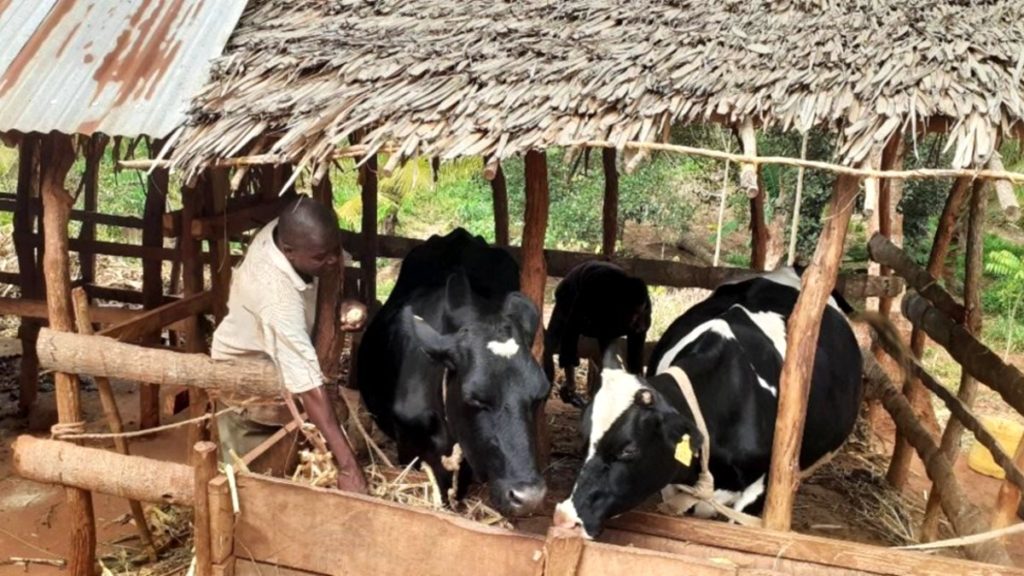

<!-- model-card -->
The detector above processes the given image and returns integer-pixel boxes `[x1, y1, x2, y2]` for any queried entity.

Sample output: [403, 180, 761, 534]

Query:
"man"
[211, 197, 368, 493]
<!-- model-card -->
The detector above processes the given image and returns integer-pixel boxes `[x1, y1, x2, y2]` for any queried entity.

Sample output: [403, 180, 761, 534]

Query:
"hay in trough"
[99, 505, 194, 576]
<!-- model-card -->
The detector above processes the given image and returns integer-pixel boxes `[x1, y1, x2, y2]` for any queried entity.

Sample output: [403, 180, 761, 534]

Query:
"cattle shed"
[4, 0, 1024, 575]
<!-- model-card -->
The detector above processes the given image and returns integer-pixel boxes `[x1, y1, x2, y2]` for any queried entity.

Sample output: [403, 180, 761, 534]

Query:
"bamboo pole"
[71, 289, 157, 561]
[522, 149, 551, 469]
[39, 134, 96, 576]
[490, 159, 510, 247]
[193, 441, 218, 576]
[886, 177, 972, 488]
[14, 134, 41, 414]
[141, 138, 168, 430]
[360, 155, 379, 305]
[921, 180, 987, 540]
[762, 173, 860, 531]
[601, 148, 618, 258]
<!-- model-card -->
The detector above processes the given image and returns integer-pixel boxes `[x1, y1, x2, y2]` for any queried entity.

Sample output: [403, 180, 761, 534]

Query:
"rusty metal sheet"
[0, 0, 247, 139]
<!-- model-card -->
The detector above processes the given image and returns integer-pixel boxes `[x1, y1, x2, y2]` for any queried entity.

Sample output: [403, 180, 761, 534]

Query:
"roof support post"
[79, 135, 106, 285]
[313, 166, 346, 383]
[602, 148, 619, 258]
[490, 159, 510, 247]
[141, 138, 168, 430]
[736, 121, 767, 270]
[763, 173, 860, 531]
[40, 132, 97, 576]
[360, 155, 379, 308]
[920, 179, 987, 541]
[522, 149, 550, 469]
[886, 176, 972, 488]
[181, 182, 211, 462]
[15, 133, 41, 415]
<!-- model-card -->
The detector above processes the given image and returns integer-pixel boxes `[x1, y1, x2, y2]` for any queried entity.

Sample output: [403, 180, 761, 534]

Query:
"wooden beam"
[0, 196, 146, 230]
[490, 160, 510, 247]
[181, 185, 210, 453]
[864, 357, 1012, 565]
[84, 284, 177, 306]
[337, 231, 904, 300]
[12, 435, 194, 506]
[360, 155, 379, 305]
[601, 148, 618, 258]
[0, 296, 142, 325]
[763, 174, 859, 531]
[988, 153, 1021, 220]
[522, 150, 551, 470]
[40, 133, 95, 576]
[867, 234, 965, 322]
[921, 180, 987, 540]
[887, 176, 972, 488]
[142, 140, 168, 430]
[97, 290, 214, 342]
[37, 329, 281, 397]
[14, 134, 40, 414]
[190, 192, 294, 240]
[193, 441, 218, 576]
[0, 271, 20, 285]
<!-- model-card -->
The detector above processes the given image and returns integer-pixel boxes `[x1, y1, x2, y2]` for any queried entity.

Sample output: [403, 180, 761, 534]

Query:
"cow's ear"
[444, 272, 473, 312]
[660, 410, 704, 459]
[402, 306, 456, 367]
[501, 292, 540, 341]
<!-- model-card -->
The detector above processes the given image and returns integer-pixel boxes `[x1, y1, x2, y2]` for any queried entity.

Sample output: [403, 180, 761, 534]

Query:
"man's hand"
[340, 299, 368, 332]
[297, 387, 369, 494]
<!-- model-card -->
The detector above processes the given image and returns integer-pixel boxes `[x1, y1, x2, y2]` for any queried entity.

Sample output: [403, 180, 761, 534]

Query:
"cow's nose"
[507, 484, 547, 515]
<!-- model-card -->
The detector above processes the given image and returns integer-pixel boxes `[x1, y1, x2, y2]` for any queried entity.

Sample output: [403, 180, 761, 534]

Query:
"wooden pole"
[39, 133, 96, 576]
[71, 289, 157, 561]
[864, 358, 1013, 565]
[601, 148, 618, 258]
[522, 150, 551, 469]
[920, 180, 987, 540]
[988, 153, 1021, 221]
[748, 172, 768, 271]
[762, 173, 860, 531]
[14, 134, 41, 415]
[208, 169, 232, 323]
[181, 185, 210, 459]
[992, 438, 1024, 531]
[79, 136, 106, 285]
[490, 160, 509, 247]
[13, 436, 195, 506]
[360, 155, 379, 306]
[192, 441, 218, 576]
[867, 234, 966, 322]
[313, 169, 345, 381]
[141, 138, 168, 430]
[886, 176, 972, 488]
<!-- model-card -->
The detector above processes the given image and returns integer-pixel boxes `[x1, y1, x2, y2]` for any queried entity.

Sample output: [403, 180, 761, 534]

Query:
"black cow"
[543, 261, 651, 408]
[357, 228, 550, 516]
[553, 267, 876, 538]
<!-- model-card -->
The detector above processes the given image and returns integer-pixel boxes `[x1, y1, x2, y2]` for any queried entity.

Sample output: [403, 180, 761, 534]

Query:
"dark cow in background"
[554, 267, 888, 538]
[358, 228, 550, 516]
[544, 261, 651, 408]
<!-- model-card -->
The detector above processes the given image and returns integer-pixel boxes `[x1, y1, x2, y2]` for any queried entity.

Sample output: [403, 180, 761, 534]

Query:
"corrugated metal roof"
[0, 0, 248, 139]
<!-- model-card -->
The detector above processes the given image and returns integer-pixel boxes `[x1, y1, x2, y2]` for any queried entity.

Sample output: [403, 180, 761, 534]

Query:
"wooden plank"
[336, 231, 904, 300]
[0, 296, 140, 325]
[764, 174, 859, 530]
[575, 540, 739, 576]
[241, 418, 302, 477]
[608, 512, 1024, 576]
[96, 291, 214, 342]
[208, 477, 235, 565]
[234, 560, 324, 576]
[194, 442, 219, 576]
[189, 192, 294, 239]
[233, 474, 545, 576]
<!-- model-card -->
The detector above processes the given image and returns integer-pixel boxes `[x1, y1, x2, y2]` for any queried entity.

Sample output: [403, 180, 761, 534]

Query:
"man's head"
[276, 197, 340, 278]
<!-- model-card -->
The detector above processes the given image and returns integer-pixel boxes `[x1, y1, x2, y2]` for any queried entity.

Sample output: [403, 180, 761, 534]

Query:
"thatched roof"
[170, 0, 1024, 180]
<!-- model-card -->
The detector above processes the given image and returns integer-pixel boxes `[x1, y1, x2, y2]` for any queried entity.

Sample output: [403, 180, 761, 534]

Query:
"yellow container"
[967, 416, 1024, 480]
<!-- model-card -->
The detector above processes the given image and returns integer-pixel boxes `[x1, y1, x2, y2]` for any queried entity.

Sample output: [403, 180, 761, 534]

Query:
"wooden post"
[39, 133, 96, 576]
[193, 441, 218, 576]
[313, 169, 345, 381]
[14, 134, 41, 415]
[71, 288, 157, 561]
[490, 160, 510, 247]
[360, 156, 379, 306]
[141, 139, 168, 430]
[522, 150, 551, 469]
[749, 174, 768, 271]
[208, 169, 232, 323]
[602, 148, 618, 258]
[762, 174, 860, 531]
[887, 176, 972, 487]
[992, 437, 1024, 531]
[79, 135, 106, 285]
[181, 185, 210, 458]
[920, 180, 987, 540]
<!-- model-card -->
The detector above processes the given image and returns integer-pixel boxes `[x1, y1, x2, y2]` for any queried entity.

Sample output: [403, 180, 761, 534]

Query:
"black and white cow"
[543, 261, 652, 408]
[553, 268, 867, 537]
[358, 228, 550, 516]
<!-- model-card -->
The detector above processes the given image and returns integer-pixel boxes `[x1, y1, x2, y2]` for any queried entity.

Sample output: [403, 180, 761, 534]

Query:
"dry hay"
[291, 422, 514, 530]
[99, 505, 194, 576]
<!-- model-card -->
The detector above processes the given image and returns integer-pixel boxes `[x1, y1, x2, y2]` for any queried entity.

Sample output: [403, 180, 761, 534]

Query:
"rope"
[50, 407, 238, 441]
[660, 367, 763, 527]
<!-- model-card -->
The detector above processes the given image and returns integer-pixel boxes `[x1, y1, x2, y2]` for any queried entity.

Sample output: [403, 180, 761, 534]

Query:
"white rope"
[787, 132, 809, 266]
[713, 159, 730, 267]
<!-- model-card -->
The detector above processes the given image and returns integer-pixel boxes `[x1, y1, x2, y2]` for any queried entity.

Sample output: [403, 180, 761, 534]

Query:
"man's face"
[282, 233, 339, 278]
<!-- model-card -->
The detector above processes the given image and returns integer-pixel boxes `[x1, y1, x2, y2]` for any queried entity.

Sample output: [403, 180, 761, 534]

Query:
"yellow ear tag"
[674, 434, 693, 466]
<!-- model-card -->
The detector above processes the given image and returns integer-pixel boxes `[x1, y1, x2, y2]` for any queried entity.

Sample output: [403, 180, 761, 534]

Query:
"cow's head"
[554, 357, 702, 538]
[403, 274, 550, 516]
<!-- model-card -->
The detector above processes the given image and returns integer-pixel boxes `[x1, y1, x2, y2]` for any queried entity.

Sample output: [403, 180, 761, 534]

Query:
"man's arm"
[298, 386, 368, 493]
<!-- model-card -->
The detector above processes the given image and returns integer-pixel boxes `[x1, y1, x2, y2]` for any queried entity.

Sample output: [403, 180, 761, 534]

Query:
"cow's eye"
[617, 445, 639, 461]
